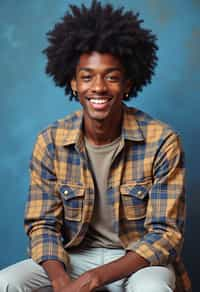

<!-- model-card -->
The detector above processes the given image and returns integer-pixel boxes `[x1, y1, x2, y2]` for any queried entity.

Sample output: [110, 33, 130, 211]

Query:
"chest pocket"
[120, 181, 151, 220]
[59, 184, 85, 222]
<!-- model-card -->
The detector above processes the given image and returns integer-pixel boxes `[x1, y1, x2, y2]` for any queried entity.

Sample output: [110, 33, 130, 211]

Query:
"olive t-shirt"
[83, 136, 123, 248]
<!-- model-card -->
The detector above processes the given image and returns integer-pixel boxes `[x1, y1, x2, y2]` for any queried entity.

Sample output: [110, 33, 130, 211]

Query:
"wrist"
[85, 269, 102, 290]
[42, 260, 71, 289]
[52, 273, 71, 290]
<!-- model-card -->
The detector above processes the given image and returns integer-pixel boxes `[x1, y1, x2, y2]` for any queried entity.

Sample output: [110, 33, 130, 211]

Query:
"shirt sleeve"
[127, 132, 186, 266]
[24, 130, 69, 267]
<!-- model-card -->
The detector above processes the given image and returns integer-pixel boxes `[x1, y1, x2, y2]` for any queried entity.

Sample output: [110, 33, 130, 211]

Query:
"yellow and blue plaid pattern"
[24, 105, 191, 292]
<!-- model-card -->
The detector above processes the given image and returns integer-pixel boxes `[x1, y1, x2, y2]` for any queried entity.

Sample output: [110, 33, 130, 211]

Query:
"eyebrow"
[78, 67, 123, 73]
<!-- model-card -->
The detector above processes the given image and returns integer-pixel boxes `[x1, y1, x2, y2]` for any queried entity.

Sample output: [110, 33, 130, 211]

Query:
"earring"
[73, 91, 77, 97]
[125, 93, 129, 98]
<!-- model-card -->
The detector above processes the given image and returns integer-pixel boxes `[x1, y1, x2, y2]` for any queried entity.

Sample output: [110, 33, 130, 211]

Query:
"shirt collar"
[61, 110, 84, 149]
[61, 104, 144, 147]
[121, 104, 144, 142]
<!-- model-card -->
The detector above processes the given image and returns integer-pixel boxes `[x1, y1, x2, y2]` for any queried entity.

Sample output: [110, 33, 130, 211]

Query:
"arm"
[24, 131, 71, 289]
[42, 260, 71, 291]
[127, 132, 186, 266]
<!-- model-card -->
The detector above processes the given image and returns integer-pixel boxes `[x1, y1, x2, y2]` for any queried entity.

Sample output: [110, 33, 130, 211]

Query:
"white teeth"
[90, 99, 108, 104]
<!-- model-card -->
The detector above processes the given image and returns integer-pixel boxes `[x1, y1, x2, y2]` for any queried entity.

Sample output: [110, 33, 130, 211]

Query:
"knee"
[129, 281, 174, 292]
[127, 265, 175, 292]
[0, 275, 22, 292]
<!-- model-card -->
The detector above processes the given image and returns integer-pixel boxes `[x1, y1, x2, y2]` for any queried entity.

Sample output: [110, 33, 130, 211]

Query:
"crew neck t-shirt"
[83, 136, 123, 248]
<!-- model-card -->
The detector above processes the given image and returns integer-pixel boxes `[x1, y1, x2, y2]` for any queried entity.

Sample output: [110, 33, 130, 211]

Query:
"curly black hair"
[43, 0, 158, 101]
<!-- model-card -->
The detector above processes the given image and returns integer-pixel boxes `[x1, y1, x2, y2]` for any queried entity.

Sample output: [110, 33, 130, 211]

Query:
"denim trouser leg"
[126, 265, 176, 292]
[0, 259, 51, 291]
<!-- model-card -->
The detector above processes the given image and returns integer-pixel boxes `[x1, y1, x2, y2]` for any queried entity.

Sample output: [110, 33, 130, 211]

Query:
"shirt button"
[64, 190, 68, 195]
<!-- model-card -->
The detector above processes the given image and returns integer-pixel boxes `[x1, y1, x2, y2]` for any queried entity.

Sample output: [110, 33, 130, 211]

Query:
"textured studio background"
[0, 0, 200, 290]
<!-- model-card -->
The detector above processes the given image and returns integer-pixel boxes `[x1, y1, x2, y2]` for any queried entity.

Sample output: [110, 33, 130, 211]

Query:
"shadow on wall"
[184, 183, 199, 291]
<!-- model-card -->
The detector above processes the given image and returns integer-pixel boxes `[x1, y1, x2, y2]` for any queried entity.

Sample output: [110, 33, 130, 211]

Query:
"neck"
[83, 109, 123, 146]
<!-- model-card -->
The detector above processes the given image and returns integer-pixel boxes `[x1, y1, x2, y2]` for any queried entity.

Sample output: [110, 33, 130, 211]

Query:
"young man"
[0, 1, 191, 291]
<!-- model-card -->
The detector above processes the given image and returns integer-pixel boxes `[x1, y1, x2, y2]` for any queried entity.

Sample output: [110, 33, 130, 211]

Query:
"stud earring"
[125, 93, 129, 98]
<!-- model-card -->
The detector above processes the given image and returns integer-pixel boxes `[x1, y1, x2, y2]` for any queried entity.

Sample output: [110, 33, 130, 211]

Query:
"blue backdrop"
[1, 0, 199, 290]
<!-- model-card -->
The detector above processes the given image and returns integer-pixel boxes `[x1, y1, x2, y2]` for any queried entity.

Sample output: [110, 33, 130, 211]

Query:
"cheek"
[112, 86, 125, 98]
[77, 84, 90, 95]
[111, 82, 125, 93]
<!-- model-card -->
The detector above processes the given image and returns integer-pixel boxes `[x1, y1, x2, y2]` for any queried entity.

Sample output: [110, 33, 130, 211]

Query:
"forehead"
[76, 51, 123, 71]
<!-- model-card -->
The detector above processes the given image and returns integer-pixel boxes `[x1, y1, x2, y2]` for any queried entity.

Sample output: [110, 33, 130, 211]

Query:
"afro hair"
[43, 0, 158, 101]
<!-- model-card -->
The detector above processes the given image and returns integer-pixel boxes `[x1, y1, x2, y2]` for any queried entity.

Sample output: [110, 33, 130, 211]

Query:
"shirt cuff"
[28, 234, 70, 268]
[125, 240, 167, 266]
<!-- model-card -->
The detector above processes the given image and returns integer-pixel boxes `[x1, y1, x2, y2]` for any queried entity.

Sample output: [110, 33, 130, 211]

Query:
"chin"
[87, 109, 110, 120]
[90, 115, 108, 122]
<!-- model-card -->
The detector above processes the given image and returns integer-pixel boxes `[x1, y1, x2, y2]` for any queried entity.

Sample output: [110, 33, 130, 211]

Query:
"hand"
[53, 270, 99, 292]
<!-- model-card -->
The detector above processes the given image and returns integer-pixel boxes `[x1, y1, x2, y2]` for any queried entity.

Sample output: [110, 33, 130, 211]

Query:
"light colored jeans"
[0, 247, 176, 292]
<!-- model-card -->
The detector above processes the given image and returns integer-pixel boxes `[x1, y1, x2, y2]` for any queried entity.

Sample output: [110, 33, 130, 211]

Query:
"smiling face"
[71, 52, 131, 127]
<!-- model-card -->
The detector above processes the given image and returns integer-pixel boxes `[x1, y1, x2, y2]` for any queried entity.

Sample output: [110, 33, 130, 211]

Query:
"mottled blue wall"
[0, 0, 199, 290]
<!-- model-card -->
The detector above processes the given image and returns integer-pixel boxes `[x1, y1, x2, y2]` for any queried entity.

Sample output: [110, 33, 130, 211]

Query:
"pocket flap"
[120, 182, 150, 199]
[59, 184, 84, 200]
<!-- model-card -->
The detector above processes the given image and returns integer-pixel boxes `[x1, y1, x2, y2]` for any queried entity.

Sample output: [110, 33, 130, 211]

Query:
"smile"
[86, 97, 113, 104]
[90, 99, 109, 104]
[86, 96, 113, 110]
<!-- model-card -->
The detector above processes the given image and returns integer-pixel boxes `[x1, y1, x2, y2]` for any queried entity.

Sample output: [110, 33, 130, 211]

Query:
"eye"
[80, 75, 92, 81]
[106, 75, 121, 82]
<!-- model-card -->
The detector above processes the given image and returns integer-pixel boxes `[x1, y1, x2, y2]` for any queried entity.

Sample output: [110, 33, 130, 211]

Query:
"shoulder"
[34, 110, 82, 147]
[125, 105, 180, 142]
[125, 106, 185, 170]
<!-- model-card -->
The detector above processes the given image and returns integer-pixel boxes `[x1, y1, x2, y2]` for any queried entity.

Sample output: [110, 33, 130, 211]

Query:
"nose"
[91, 75, 107, 93]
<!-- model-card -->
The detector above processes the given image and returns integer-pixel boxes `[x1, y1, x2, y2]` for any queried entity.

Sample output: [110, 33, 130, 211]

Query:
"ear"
[124, 79, 133, 94]
[70, 78, 77, 92]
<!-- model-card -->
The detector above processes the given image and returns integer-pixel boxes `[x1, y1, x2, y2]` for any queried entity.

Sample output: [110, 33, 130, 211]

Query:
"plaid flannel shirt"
[24, 105, 191, 292]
